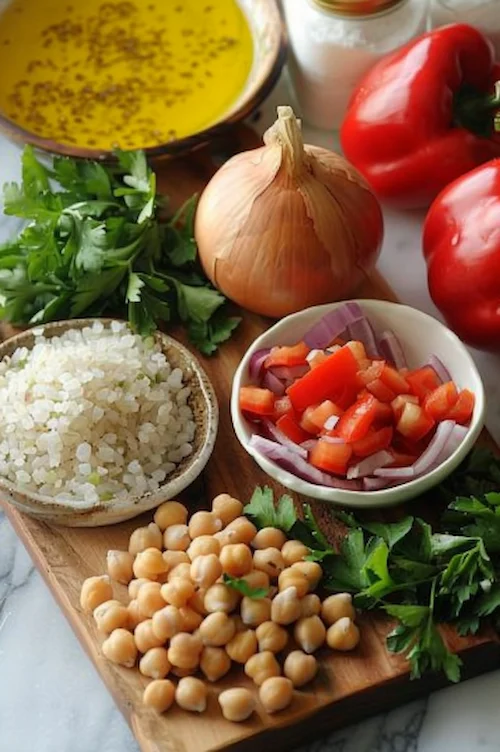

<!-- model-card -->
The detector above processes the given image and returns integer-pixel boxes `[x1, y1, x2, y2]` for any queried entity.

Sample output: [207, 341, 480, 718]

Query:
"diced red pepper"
[276, 414, 311, 444]
[406, 366, 441, 401]
[351, 426, 393, 458]
[309, 440, 353, 475]
[391, 394, 419, 421]
[287, 345, 359, 413]
[366, 378, 396, 403]
[239, 386, 275, 416]
[423, 381, 458, 421]
[265, 342, 310, 369]
[273, 395, 294, 422]
[379, 364, 410, 395]
[445, 389, 475, 424]
[396, 402, 435, 441]
[335, 393, 380, 443]
[301, 400, 343, 434]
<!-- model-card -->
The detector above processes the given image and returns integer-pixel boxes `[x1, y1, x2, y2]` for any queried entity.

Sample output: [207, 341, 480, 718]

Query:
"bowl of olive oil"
[0, 0, 285, 159]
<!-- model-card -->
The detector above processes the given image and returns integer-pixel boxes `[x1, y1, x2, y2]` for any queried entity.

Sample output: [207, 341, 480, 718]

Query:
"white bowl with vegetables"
[231, 300, 485, 508]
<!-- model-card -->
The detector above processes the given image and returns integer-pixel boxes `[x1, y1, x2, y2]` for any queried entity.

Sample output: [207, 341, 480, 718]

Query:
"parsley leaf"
[223, 573, 268, 600]
[244, 486, 296, 532]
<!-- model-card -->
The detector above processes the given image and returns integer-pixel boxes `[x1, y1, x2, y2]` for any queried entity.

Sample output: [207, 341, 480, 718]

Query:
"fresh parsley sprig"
[222, 573, 269, 600]
[0, 146, 239, 354]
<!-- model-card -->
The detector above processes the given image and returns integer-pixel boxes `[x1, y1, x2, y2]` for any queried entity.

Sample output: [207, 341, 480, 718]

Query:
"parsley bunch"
[0, 146, 239, 354]
[244, 450, 500, 685]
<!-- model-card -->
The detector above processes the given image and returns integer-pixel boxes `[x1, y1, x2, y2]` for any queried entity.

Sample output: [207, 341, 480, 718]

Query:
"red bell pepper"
[423, 158, 500, 350]
[341, 24, 500, 209]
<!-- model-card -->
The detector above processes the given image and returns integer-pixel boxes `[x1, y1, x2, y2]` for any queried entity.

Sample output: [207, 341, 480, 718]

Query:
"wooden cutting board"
[1, 127, 500, 752]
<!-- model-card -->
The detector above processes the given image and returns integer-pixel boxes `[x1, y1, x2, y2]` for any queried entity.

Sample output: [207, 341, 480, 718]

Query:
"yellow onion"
[195, 106, 383, 318]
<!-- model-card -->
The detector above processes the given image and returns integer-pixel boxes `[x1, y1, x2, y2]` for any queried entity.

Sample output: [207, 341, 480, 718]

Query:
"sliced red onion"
[249, 348, 271, 382]
[378, 330, 407, 370]
[374, 465, 415, 480]
[260, 420, 308, 458]
[413, 420, 455, 475]
[347, 450, 393, 480]
[262, 370, 285, 396]
[324, 415, 339, 431]
[302, 304, 358, 349]
[427, 355, 451, 384]
[249, 435, 362, 490]
[301, 439, 317, 451]
[269, 364, 309, 381]
[363, 477, 394, 491]
[347, 316, 380, 358]
[435, 424, 469, 466]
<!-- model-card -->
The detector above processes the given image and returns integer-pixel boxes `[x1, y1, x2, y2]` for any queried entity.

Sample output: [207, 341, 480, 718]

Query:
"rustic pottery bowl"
[0, 0, 285, 160]
[231, 300, 485, 509]
[0, 319, 218, 526]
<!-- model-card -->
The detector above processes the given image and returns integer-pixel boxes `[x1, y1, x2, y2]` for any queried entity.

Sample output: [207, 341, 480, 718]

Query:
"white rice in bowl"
[0, 321, 196, 505]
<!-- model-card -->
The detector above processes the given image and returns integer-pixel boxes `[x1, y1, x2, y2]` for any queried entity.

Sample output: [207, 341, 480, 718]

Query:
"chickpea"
[137, 582, 166, 617]
[321, 593, 356, 626]
[326, 617, 360, 651]
[143, 679, 175, 713]
[231, 614, 246, 633]
[225, 628, 257, 663]
[188, 510, 223, 539]
[128, 578, 151, 599]
[211, 493, 244, 526]
[278, 568, 309, 598]
[187, 535, 220, 561]
[283, 650, 318, 688]
[93, 599, 129, 633]
[129, 523, 162, 555]
[128, 599, 148, 630]
[188, 588, 208, 616]
[200, 646, 232, 682]
[240, 596, 271, 628]
[162, 550, 190, 571]
[167, 562, 192, 582]
[252, 527, 287, 550]
[167, 632, 203, 669]
[291, 561, 323, 592]
[199, 612, 236, 647]
[255, 621, 289, 653]
[154, 500, 188, 531]
[133, 548, 167, 580]
[175, 677, 208, 713]
[139, 647, 171, 679]
[271, 587, 302, 625]
[80, 575, 113, 613]
[244, 651, 280, 686]
[190, 554, 223, 589]
[102, 628, 137, 667]
[240, 569, 270, 591]
[253, 548, 285, 579]
[178, 606, 203, 633]
[220, 543, 253, 578]
[134, 619, 164, 653]
[204, 583, 240, 614]
[218, 688, 255, 723]
[161, 578, 195, 608]
[106, 550, 134, 585]
[171, 666, 197, 678]
[163, 524, 190, 552]
[294, 616, 326, 654]
[152, 605, 182, 641]
[259, 677, 294, 714]
[221, 517, 257, 546]
[300, 594, 322, 618]
[281, 540, 309, 567]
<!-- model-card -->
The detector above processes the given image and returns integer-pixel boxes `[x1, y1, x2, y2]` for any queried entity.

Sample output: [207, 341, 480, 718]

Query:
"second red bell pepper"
[341, 24, 500, 209]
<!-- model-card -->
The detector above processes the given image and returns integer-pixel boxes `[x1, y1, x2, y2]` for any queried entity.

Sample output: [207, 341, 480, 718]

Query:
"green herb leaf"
[244, 486, 297, 532]
[223, 573, 268, 600]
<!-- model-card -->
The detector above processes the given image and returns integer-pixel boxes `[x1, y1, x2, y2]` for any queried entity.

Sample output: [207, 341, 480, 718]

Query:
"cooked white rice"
[0, 321, 195, 505]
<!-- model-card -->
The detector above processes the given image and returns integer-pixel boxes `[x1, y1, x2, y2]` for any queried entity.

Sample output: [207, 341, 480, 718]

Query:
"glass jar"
[430, 1, 500, 57]
[282, 0, 429, 130]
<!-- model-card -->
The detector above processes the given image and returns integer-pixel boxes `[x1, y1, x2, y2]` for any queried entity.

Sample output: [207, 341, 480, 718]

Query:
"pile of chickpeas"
[80, 494, 360, 722]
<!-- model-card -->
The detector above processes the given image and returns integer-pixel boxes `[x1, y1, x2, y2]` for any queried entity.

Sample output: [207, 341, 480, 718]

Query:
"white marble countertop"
[1, 75, 500, 752]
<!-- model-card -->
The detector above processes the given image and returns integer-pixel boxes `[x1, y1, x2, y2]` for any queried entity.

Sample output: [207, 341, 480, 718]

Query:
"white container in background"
[430, 0, 500, 57]
[282, 0, 429, 131]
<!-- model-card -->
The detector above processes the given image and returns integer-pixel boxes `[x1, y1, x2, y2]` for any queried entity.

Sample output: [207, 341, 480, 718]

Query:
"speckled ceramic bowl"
[0, 0, 286, 160]
[0, 319, 219, 526]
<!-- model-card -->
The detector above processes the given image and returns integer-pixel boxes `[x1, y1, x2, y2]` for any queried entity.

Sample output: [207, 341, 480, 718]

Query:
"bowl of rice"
[0, 319, 218, 526]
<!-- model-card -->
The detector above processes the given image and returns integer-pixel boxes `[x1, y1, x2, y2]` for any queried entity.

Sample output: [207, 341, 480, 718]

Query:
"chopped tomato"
[446, 389, 475, 424]
[239, 386, 275, 416]
[423, 381, 458, 421]
[345, 340, 370, 369]
[308, 351, 329, 369]
[391, 394, 419, 421]
[373, 401, 394, 424]
[273, 395, 294, 422]
[406, 366, 441, 400]
[366, 378, 396, 403]
[276, 414, 310, 444]
[357, 360, 384, 388]
[351, 426, 393, 457]
[388, 450, 419, 467]
[379, 364, 410, 395]
[265, 342, 310, 369]
[287, 345, 359, 412]
[310, 440, 353, 475]
[335, 393, 380, 443]
[396, 402, 435, 441]
[301, 400, 343, 434]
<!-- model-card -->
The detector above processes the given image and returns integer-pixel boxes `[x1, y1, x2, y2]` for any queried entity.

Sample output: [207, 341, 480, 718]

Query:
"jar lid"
[312, 0, 405, 15]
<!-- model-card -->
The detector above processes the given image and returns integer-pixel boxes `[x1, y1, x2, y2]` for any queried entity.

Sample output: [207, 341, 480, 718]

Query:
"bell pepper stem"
[454, 80, 500, 136]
